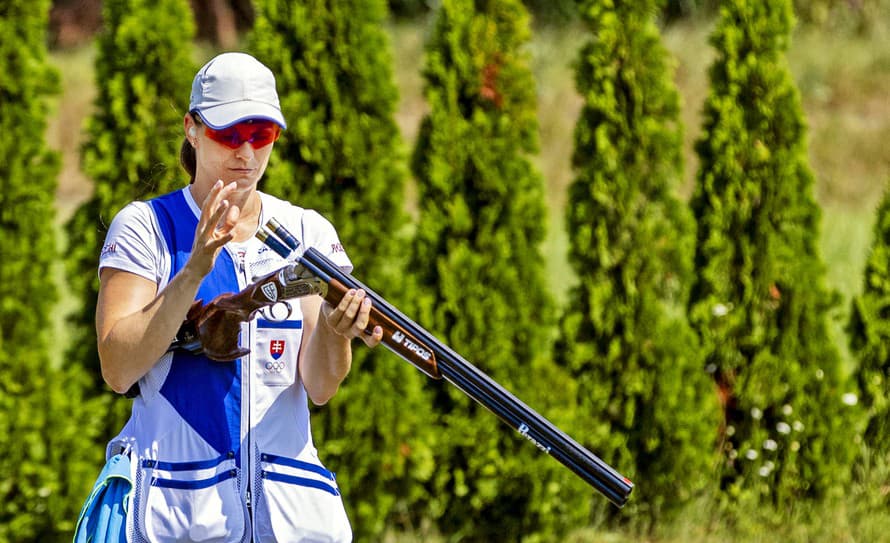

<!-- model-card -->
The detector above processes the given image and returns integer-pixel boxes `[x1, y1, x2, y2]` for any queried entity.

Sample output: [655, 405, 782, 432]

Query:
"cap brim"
[196, 102, 287, 130]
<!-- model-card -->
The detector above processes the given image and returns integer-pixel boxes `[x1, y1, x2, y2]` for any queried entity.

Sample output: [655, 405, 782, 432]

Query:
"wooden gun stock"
[168, 264, 327, 361]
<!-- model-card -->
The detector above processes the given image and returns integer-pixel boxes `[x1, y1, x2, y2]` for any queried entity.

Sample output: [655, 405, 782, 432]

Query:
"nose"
[234, 141, 255, 159]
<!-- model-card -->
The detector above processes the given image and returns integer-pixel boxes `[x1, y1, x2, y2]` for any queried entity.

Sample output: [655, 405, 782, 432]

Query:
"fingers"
[187, 180, 238, 277]
[201, 181, 238, 240]
[325, 289, 382, 346]
[362, 323, 384, 348]
[198, 180, 228, 227]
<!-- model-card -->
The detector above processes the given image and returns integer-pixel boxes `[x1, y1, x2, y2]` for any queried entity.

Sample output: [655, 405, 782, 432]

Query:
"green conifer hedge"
[848, 184, 890, 450]
[0, 1, 102, 539]
[688, 0, 857, 507]
[409, 0, 578, 539]
[557, 0, 721, 527]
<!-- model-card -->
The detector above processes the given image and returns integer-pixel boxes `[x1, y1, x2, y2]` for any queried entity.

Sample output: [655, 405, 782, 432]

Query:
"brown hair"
[179, 138, 196, 184]
[180, 112, 200, 184]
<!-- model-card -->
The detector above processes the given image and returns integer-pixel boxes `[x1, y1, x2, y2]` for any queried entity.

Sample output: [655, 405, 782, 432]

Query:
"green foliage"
[64, 0, 196, 390]
[248, 0, 408, 279]
[409, 0, 582, 539]
[0, 2, 61, 539]
[248, 1, 426, 539]
[849, 183, 890, 452]
[60, 2, 198, 516]
[661, 0, 888, 33]
[558, 0, 721, 528]
[688, 0, 858, 508]
[0, 1, 103, 540]
[388, 0, 579, 23]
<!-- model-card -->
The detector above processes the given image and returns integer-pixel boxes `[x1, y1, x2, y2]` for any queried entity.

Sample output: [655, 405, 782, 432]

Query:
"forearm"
[300, 307, 353, 405]
[98, 266, 205, 393]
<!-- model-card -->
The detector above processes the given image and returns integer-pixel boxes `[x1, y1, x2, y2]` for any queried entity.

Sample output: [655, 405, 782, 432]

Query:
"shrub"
[557, 0, 721, 528]
[688, 0, 858, 508]
[408, 0, 580, 539]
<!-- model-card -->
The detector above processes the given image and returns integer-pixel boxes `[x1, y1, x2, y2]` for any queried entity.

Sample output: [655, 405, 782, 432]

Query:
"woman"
[94, 52, 380, 542]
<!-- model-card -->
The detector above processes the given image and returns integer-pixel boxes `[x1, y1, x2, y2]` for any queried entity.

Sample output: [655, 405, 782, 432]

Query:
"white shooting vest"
[103, 188, 353, 543]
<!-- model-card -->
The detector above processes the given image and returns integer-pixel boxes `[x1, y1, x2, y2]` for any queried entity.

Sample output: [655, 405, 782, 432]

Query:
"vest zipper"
[232, 244, 255, 542]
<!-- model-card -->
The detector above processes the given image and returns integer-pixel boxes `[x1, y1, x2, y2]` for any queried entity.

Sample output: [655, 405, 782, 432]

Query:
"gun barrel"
[300, 247, 634, 508]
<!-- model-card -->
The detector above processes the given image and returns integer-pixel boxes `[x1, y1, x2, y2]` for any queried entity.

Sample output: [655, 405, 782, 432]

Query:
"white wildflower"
[745, 449, 758, 460]
[776, 422, 791, 434]
[782, 404, 793, 416]
[842, 393, 858, 406]
[713, 303, 730, 317]
[751, 407, 763, 420]
[763, 439, 778, 451]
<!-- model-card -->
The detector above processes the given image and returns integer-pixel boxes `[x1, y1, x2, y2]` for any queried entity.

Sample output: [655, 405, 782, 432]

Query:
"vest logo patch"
[270, 339, 286, 361]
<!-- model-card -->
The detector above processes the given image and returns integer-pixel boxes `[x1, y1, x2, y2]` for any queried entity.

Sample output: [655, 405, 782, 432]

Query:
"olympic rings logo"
[265, 361, 286, 373]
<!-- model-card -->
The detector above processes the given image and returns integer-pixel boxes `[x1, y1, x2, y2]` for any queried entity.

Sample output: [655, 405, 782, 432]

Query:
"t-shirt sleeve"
[301, 209, 353, 274]
[98, 202, 163, 284]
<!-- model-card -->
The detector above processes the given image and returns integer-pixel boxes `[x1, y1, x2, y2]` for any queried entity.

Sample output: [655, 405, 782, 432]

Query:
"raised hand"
[188, 180, 240, 278]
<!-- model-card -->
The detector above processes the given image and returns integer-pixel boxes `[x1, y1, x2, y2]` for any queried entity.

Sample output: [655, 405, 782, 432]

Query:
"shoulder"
[100, 200, 166, 283]
[107, 201, 155, 235]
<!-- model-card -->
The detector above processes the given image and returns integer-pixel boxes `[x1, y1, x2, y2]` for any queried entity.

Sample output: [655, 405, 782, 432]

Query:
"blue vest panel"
[149, 191, 242, 458]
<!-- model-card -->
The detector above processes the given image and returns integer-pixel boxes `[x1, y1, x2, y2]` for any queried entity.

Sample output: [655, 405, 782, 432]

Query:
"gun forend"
[322, 276, 441, 380]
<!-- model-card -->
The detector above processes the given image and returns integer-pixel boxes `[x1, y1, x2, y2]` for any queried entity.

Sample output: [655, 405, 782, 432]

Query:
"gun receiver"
[169, 263, 327, 361]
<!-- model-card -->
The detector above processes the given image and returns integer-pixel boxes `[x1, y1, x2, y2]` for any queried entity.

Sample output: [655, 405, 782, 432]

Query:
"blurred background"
[8, 0, 890, 541]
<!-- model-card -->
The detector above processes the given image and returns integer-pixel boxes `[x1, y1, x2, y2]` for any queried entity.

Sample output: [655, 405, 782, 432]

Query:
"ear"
[184, 112, 198, 145]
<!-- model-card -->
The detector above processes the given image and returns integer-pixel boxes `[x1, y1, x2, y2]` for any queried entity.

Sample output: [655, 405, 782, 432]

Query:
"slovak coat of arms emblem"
[270, 339, 285, 360]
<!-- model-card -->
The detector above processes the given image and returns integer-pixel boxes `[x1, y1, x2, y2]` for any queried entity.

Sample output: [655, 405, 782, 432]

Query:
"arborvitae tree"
[0, 1, 103, 539]
[557, 0, 721, 528]
[409, 0, 578, 539]
[848, 184, 890, 452]
[248, 1, 427, 538]
[0, 3, 60, 538]
[64, 0, 196, 400]
[248, 0, 409, 272]
[688, 0, 857, 507]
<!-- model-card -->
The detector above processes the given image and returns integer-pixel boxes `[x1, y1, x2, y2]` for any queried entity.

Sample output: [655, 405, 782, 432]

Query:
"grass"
[46, 14, 890, 543]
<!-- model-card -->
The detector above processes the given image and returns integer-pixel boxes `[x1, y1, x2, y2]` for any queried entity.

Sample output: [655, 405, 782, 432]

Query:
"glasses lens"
[204, 121, 281, 149]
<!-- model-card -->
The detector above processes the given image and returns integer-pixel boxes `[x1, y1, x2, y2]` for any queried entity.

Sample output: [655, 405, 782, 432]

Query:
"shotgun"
[168, 218, 635, 507]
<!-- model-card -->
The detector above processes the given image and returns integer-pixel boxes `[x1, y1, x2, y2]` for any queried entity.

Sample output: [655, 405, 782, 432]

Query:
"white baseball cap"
[189, 52, 287, 130]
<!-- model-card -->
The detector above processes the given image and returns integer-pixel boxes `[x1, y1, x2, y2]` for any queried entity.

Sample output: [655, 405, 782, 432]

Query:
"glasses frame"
[192, 114, 281, 150]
